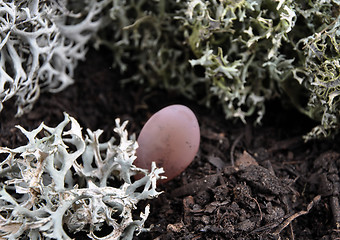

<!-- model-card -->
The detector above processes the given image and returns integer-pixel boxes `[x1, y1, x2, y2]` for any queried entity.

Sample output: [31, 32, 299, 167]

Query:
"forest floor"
[1, 48, 340, 240]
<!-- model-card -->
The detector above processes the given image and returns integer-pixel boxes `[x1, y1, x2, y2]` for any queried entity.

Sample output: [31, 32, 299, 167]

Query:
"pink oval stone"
[135, 105, 200, 183]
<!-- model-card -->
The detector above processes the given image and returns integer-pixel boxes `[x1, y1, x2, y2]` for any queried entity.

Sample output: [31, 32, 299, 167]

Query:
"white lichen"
[0, 0, 109, 116]
[0, 113, 164, 240]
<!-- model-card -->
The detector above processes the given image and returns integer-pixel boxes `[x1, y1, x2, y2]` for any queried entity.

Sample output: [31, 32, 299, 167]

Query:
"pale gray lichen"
[2, 0, 339, 141]
[95, 0, 339, 139]
[93, 0, 200, 97]
[292, 10, 340, 140]
[0, 113, 164, 240]
[183, 0, 299, 124]
[0, 0, 109, 116]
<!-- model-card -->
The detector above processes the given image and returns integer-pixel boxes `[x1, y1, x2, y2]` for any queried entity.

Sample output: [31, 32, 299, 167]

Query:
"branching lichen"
[0, 0, 109, 116]
[0, 113, 164, 240]
[94, 0, 339, 139]
[293, 13, 340, 140]
[93, 0, 200, 97]
[2, 0, 339, 140]
[183, 0, 298, 124]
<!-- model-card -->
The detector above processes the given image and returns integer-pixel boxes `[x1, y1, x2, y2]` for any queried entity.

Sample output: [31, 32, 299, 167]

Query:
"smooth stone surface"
[135, 104, 200, 183]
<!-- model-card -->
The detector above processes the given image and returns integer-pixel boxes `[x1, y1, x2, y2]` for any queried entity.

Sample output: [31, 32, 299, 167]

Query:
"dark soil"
[1, 48, 340, 240]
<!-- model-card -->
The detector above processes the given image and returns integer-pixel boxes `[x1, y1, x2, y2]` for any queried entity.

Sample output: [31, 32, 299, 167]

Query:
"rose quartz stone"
[135, 105, 200, 183]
